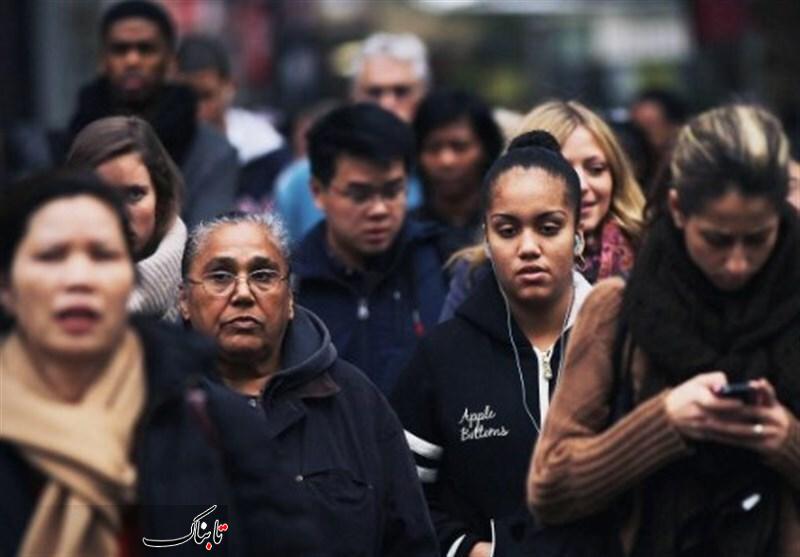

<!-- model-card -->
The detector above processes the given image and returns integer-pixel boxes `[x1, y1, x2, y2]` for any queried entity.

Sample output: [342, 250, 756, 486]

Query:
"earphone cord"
[496, 274, 575, 435]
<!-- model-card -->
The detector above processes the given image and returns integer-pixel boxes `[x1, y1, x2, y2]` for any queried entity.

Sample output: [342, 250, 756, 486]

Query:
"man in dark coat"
[293, 104, 448, 395]
[68, 0, 238, 227]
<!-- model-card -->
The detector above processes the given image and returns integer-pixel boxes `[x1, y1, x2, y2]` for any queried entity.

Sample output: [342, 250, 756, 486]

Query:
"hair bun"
[507, 130, 561, 154]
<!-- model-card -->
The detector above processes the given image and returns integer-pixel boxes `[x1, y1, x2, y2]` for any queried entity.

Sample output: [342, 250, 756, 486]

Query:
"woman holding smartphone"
[529, 104, 800, 556]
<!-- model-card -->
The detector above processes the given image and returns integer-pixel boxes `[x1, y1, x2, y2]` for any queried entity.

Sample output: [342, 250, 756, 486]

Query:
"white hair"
[351, 32, 430, 84]
[183, 212, 291, 277]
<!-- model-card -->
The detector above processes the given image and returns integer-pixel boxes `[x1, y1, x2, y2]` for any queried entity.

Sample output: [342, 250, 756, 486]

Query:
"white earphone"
[573, 234, 584, 257]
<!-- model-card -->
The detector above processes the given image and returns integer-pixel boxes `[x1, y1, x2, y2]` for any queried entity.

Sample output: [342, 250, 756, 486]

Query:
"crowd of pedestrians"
[2, 1, 799, 556]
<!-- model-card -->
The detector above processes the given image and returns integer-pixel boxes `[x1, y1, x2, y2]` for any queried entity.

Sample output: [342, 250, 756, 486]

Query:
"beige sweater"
[528, 278, 800, 555]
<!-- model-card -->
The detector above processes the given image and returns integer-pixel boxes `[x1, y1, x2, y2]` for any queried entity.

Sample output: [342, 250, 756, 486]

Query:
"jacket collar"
[131, 316, 219, 404]
[68, 77, 198, 165]
[293, 219, 437, 283]
[263, 306, 339, 402]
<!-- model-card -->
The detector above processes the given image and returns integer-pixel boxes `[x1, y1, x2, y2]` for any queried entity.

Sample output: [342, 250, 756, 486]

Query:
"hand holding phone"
[715, 382, 758, 404]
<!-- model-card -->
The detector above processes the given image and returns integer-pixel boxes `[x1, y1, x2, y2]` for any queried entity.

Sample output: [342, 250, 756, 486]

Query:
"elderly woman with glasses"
[178, 212, 438, 556]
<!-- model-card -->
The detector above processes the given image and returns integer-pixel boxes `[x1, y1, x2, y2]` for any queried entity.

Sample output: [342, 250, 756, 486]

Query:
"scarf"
[128, 217, 186, 322]
[621, 212, 800, 557]
[580, 219, 637, 283]
[0, 329, 146, 556]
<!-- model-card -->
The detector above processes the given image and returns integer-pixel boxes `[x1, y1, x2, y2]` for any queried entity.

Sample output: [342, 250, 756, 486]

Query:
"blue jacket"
[293, 219, 447, 395]
[0, 319, 240, 556]
[205, 306, 438, 556]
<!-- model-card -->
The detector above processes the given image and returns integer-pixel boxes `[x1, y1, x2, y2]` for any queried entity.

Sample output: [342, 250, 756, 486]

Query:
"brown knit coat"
[528, 278, 800, 556]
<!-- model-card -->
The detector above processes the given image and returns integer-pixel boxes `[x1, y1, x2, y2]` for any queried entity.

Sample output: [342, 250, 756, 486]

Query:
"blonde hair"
[452, 99, 646, 269]
[667, 104, 789, 216]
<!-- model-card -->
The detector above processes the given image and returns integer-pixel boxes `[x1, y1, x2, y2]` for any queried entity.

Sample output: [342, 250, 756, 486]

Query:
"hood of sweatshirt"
[265, 305, 338, 397]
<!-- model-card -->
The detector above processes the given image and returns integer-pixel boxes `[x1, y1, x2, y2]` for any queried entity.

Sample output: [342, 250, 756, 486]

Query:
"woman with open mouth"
[0, 171, 237, 556]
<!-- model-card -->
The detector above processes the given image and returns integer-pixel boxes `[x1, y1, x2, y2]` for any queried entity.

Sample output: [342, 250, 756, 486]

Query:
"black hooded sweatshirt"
[204, 306, 439, 556]
[391, 271, 591, 557]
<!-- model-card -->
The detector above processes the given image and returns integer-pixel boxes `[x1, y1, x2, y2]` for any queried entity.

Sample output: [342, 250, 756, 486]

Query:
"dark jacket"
[68, 78, 238, 227]
[0, 318, 240, 556]
[410, 205, 483, 265]
[205, 306, 439, 556]
[293, 219, 448, 395]
[391, 272, 591, 557]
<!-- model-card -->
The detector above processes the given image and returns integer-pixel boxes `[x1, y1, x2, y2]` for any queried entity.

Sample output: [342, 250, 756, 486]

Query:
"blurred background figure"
[178, 212, 439, 556]
[350, 32, 430, 124]
[67, 0, 238, 227]
[293, 104, 447, 395]
[412, 90, 504, 262]
[176, 34, 293, 211]
[273, 31, 429, 245]
[629, 88, 689, 191]
[0, 171, 235, 556]
[67, 116, 185, 321]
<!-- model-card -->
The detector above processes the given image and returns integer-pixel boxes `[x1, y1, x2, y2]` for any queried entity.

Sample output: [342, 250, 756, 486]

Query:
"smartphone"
[716, 382, 758, 404]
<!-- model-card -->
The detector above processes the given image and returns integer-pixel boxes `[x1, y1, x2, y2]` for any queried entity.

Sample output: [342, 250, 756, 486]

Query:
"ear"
[310, 178, 327, 211]
[667, 189, 686, 229]
[177, 283, 191, 323]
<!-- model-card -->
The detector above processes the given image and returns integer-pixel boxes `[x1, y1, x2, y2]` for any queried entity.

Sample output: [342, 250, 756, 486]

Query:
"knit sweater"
[528, 278, 800, 555]
[128, 218, 186, 322]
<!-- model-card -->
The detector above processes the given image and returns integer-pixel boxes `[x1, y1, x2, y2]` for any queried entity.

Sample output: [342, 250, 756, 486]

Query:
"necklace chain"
[542, 287, 575, 381]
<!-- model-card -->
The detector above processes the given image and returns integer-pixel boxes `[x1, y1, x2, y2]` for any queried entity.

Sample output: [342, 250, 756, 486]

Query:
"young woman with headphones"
[392, 131, 592, 557]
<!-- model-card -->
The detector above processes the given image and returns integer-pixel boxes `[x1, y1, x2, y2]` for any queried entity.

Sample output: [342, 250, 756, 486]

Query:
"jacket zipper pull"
[357, 298, 370, 320]
[412, 309, 425, 337]
[542, 349, 553, 381]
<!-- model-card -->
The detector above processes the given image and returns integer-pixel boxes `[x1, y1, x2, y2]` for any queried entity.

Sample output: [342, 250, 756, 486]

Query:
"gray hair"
[182, 212, 291, 278]
[351, 32, 430, 84]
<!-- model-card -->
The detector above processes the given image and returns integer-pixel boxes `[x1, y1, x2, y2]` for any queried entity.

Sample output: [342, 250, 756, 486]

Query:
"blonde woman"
[441, 100, 645, 320]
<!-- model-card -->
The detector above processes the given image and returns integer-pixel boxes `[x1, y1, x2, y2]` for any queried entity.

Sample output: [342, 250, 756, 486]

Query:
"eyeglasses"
[107, 40, 161, 56]
[363, 84, 416, 101]
[330, 181, 406, 205]
[187, 269, 288, 297]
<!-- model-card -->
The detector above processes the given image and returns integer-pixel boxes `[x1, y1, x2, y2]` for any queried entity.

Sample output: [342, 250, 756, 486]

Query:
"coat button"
[295, 474, 304, 482]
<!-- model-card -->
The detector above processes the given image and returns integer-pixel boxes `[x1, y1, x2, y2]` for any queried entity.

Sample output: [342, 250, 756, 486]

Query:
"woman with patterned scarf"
[441, 100, 644, 321]
[529, 104, 800, 556]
